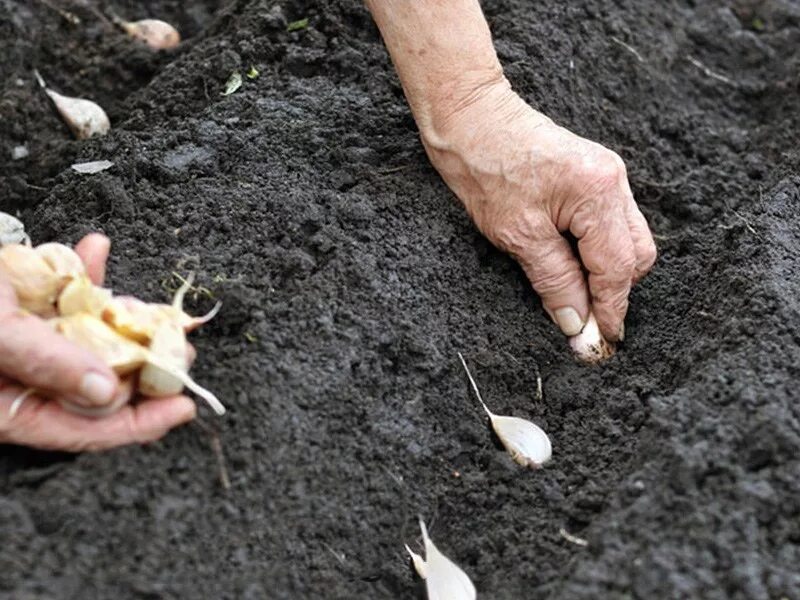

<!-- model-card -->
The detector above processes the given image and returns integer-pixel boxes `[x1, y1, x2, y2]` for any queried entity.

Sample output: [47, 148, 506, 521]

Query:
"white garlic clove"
[0, 244, 60, 316]
[406, 519, 477, 600]
[458, 353, 552, 468]
[57, 275, 112, 317]
[119, 18, 180, 50]
[53, 314, 149, 374]
[0, 212, 30, 247]
[34, 70, 110, 140]
[35, 243, 86, 291]
[568, 312, 615, 363]
[138, 319, 188, 397]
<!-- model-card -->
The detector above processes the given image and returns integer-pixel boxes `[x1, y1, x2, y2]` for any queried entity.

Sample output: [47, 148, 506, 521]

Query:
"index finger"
[571, 196, 637, 342]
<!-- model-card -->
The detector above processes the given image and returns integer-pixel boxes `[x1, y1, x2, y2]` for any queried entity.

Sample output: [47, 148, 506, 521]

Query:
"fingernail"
[618, 322, 626, 342]
[554, 307, 584, 336]
[79, 372, 116, 405]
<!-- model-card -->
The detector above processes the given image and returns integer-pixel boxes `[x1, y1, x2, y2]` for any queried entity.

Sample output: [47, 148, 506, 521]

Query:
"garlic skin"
[120, 19, 180, 50]
[0, 213, 30, 247]
[568, 312, 616, 363]
[406, 519, 476, 600]
[34, 71, 110, 140]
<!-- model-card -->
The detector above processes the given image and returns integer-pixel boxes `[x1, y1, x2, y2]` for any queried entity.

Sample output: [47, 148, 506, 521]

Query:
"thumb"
[513, 220, 590, 336]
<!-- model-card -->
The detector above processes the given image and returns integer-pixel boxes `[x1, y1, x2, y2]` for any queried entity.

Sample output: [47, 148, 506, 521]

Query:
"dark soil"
[1, 0, 799, 598]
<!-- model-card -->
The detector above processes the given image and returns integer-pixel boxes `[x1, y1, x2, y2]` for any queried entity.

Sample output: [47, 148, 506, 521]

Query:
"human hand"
[0, 234, 196, 451]
[422, 82, 656, 341]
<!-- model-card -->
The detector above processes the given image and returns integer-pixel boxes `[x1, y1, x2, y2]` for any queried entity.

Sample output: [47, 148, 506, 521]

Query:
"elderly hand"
[0, 234, 196, 451]
[422, 83, 657, 341]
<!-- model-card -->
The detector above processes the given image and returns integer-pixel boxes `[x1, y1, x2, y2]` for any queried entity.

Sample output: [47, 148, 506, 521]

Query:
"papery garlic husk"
[138, 319, 187, 397]
[405, 519, 476, 600]
[34, 70, 110, 140]
[0, 244, 60, 316]
[120, 18, 180, 50]
[35, 243, 86, 291]
[52, 313, 148, 375]
[58, 275, 112, 317]
[0, 212, 30, 247]
[568, 312, 616, 363]
[458, 352, 552, 468]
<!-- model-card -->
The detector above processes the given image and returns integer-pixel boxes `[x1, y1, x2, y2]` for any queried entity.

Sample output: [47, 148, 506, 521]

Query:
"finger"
[59, 376, 136, 417]
[572, 196, 637, 342]
[513, 213, 590, 336]
[1, 387, 196, 451]
[0, 309, 119, 407]
[74, 234, 110, 285]
[624, 195, 657, 282]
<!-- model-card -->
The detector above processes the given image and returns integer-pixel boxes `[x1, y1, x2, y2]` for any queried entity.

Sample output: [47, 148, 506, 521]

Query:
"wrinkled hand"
[424, 83, 656, 341]
[0, 234, 196, 451]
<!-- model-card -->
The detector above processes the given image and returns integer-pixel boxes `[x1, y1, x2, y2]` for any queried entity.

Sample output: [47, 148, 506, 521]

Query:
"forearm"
[365, 0, 510, 137]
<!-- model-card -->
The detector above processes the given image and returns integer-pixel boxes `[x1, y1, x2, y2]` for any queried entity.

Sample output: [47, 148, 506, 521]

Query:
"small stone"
[11, 145, 29, 160]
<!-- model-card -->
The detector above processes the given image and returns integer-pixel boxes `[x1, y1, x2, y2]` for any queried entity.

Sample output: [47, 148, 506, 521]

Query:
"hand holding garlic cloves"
[0, 234, 203, 451]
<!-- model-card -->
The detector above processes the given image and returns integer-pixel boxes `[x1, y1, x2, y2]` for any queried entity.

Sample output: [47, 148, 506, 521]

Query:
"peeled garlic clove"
[34, 70, 110, 140]
[35, 243, 86, 291]
[102, 296, 163, 343]
[58, 275, 112, 317]
[0, 212, 30, 247]
[120, 19, 180, 50]
[406, 519, 476, 600]
[0, 244, 60, 316]
[53, 314, 148, 374]
[138, 320, 187, 397]
[569, 312, 616, 363]
[458, 353, 552, 468]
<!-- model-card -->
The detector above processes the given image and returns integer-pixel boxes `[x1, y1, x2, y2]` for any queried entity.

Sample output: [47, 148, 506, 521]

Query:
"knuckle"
[577, 149, 627, 191]
[529, 266, 581, 298]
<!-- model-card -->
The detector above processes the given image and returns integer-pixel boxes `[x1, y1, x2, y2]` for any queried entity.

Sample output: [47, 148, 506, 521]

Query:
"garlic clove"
[35, 243, 86, 291]
[138, 319, 187, 397]
[458, 352, 553, 468]
[34, 70, 110, 140]
[52, 314, 148, 375]
[119, 18, 180, 50]
[568, 312, 616, 363]
[0, 244, 60, 316]
[407, 519, 477, 600]
[0, 212, 30, 247]
[57, 275, 112, 317]
[486, 415, 551, 468]
[102, 296, 163, 343]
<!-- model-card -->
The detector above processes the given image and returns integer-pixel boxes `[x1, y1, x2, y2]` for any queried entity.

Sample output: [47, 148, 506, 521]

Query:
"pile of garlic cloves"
[0, 241, 224, 417]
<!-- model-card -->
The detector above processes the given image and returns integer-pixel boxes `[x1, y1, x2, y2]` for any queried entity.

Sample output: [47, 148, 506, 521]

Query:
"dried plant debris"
[405, 518, 477, 600]
[34, 70, 110, 139]
[458, 353, 552, 468]
[0, 243, 224, 416]
[222, 71, 243, 96]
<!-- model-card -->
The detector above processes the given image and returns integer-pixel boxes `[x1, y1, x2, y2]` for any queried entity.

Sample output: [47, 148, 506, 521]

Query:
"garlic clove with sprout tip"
[34, 70, 110, 140]
[568, 312, 616, 363]
[406, 518, 476, 600]
[458, 352, 552, 468]
[117, 18, 180, 50]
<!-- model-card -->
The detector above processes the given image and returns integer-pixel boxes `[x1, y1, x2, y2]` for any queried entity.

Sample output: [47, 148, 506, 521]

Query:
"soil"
[1, 0, 799, 598]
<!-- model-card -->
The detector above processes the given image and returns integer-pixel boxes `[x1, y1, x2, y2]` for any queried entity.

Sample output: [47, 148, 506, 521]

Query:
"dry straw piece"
[458, 352, 552, 468]
[34, 70, 110, 139]
[405, 518, 477, 600]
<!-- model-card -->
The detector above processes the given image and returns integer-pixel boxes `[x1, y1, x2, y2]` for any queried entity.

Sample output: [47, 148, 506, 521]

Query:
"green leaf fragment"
[287, 17, 309, 32]
[222, 71, 243, 96]
[751, 16, 765, 31]
[246, 65, 260, 80]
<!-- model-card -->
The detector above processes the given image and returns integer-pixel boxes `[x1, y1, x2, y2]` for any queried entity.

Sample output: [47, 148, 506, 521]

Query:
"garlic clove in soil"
[34, 70, 110, 140]
[406, 519, 477, 600]
[568, 312, 616, 363]
[458, 352, 552, 468]
[0, 212, 30, 247]
[117, 18, 180, 50]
